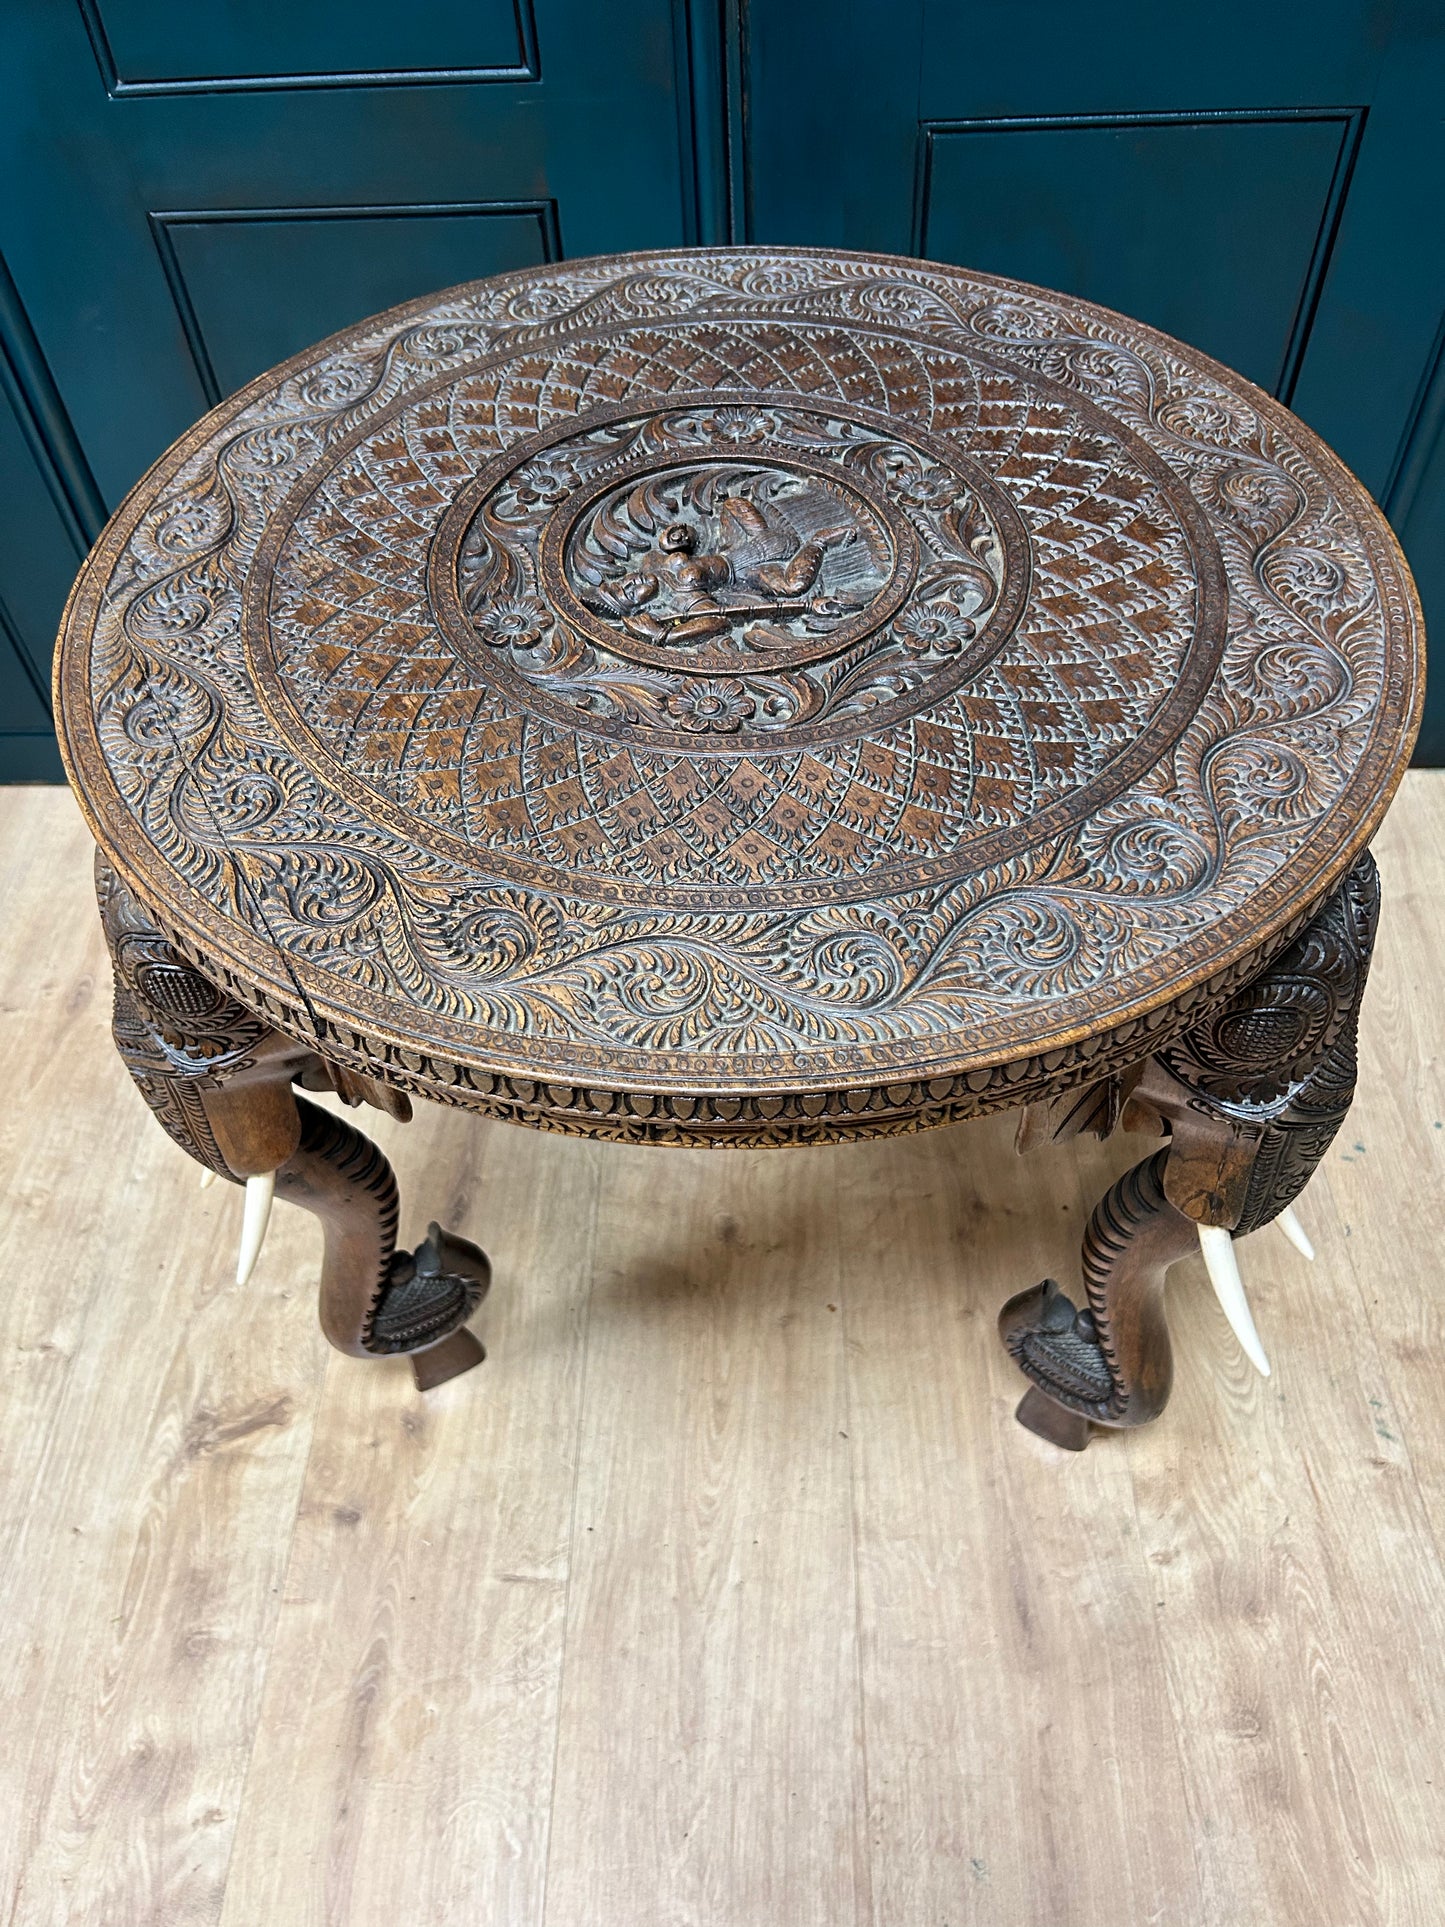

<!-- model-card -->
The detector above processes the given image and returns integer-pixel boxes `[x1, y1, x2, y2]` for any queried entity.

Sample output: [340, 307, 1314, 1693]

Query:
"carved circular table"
[55, 248, 1423, 1443]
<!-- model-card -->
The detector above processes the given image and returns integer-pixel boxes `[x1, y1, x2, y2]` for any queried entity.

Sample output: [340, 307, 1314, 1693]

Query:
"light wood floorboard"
[542, 1139, 867, 1927]
[2, 780, 1443, 1925]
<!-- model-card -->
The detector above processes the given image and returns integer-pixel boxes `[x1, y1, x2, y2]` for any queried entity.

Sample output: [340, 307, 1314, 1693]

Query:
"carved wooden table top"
[55, 247, 1425, 1432]
[57, 247, 1421, 1148]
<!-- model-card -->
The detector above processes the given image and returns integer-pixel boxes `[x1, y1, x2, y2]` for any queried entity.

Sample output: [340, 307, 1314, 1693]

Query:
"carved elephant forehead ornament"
[56, 251, 1421, 1443]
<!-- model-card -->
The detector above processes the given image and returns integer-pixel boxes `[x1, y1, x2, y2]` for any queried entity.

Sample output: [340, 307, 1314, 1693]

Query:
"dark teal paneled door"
[4, 1, 1445, 774]
[0, 0, 725, 776]
[745, 0, 1445, 756]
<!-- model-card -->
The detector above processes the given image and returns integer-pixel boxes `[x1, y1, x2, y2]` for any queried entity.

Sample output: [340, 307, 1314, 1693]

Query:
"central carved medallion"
[443, 396, 1026, 744]
[563, 455, 895, 661]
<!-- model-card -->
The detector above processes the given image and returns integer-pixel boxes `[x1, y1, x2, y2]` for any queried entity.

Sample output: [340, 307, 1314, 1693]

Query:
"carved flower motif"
[894, 604, 977, 656]
[1062, 345, 1142, 394]
[129, 574, 216, 640]
[271, 849, 382, 926]
[888, 465, 961, 510]
[1209, 734, 1335, 826]
[510, 453, 581, 505]
[700, 405, 774, 446]
[665, 679, 756, 732]
[1095, 819, 1211, 894]
[1244, 643, 1347, 715]
[431, 900, 540, 974]
[472, 597, 552, 650]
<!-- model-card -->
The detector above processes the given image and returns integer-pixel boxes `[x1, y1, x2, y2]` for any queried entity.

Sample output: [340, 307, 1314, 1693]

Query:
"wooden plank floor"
[2, 778, 1444, 1926]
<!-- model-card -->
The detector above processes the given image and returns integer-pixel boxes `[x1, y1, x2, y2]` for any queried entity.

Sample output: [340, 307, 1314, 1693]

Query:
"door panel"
[81, 0, 535, 90]
[917, 112, 1358, 398]
[1388, 339, 1445, 761]
[0, 0, 706, 505]
[745, 0, 1445, 759]
[747, 0, 1390, 410]
[0, 632, 58, 781]
[3, 1, 1443, 780]
[0, 383, 82, 781]
[153, 201, 558, 403]
[0, 0, 720, 778]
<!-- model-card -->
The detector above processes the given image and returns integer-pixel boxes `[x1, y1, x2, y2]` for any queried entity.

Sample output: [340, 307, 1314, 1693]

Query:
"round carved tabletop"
[57, 248, 1423, 1145]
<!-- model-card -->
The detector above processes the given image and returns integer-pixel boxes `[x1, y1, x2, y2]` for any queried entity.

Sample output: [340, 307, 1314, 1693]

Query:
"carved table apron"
[54, 248, 1423, 1445]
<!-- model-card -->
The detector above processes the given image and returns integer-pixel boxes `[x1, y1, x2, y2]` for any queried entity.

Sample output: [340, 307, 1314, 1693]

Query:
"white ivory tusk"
[1197, 1222, 1272, 1379]
[1276, 1204, 1315, 1263]
[199, 1168, 217, 1190]
[236, 1171, 276, 1286]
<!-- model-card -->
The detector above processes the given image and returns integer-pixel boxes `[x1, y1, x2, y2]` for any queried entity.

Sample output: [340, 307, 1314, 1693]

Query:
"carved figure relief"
[574, 464, 877, 647]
